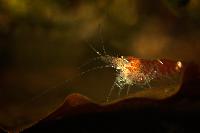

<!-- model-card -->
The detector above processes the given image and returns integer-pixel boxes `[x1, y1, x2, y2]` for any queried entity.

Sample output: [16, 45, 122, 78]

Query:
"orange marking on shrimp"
[126, 57, 141, 73]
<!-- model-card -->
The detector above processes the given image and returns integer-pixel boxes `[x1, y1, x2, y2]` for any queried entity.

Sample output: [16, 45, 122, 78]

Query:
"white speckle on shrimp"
[158, 59, 163, 64]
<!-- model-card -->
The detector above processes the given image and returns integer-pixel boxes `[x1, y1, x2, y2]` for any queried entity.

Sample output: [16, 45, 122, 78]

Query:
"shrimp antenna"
[102, 45, 107, 55]
[89, 44, 102, 56]
[80, 34, 107, 69]
[97, 24, 107, 55]
[21, 63, 114, 107]
[98, 23, 104, 45]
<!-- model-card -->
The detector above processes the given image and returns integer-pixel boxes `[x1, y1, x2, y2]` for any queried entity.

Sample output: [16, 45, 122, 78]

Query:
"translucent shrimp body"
[97, 53, 183, 101]
[100, 55, 151, 100]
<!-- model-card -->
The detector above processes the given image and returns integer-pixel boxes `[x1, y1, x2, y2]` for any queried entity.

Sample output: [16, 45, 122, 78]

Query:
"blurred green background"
[0, 0, 200, 128]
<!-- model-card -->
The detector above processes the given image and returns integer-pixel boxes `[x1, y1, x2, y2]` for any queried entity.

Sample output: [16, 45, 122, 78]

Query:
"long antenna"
[89, 44, 102, 56]
[21, 63, 114, 107]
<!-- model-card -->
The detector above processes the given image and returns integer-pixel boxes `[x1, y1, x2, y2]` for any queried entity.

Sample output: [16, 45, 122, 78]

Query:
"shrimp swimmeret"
[86, 46, 183, 101]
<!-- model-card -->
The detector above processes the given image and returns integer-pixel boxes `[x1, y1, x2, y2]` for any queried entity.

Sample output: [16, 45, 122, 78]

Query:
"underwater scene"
[0, 0, 200, 132]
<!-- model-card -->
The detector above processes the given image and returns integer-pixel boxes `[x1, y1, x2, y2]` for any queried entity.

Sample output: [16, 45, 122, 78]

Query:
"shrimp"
[23, 45, 183, 105]
[86, 45, 183, 102]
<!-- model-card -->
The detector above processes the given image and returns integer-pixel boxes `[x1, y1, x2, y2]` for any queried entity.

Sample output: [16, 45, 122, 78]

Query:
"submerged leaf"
[0, 58, 185, 132]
